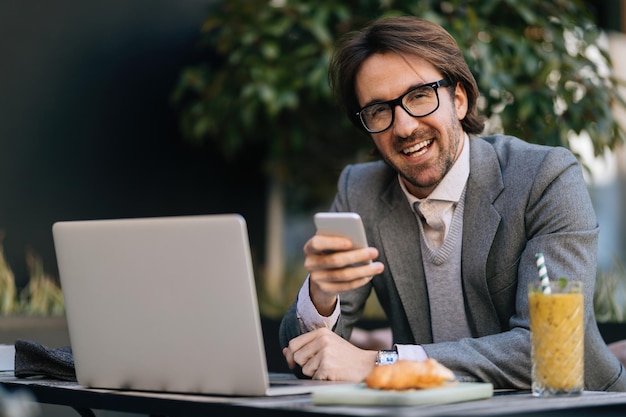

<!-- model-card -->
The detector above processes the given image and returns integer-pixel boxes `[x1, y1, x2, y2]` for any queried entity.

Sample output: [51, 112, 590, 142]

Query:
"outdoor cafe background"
[0, 0, 626, 353]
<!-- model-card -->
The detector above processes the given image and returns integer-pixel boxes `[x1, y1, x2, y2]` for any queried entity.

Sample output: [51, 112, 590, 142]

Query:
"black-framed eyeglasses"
[356, 78, 452, 133]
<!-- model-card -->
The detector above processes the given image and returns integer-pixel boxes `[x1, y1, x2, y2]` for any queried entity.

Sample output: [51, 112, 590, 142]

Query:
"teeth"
[403, 140, 433, 155]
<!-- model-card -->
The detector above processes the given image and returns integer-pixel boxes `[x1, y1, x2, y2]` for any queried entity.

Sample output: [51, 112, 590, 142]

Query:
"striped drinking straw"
[535, 252, 551, 294]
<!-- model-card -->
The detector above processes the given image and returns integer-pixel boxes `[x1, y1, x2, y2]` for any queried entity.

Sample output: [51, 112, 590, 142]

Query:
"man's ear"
[454, 83, 468, 121]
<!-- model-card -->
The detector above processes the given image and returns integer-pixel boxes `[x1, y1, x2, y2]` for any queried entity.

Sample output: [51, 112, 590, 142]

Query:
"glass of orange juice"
[528, 280, 584, 397]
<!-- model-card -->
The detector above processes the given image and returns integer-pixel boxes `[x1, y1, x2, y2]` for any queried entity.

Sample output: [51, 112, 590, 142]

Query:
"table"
[3, 373, 626, 417]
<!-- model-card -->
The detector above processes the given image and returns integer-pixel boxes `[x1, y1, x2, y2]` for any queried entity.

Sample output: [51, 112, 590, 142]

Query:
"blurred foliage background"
[0, 234, 65, 316]
[172, 0, 625, 205]
[171, 0, 626, 317]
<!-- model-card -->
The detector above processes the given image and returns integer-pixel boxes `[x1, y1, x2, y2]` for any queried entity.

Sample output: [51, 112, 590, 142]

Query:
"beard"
[390, 115, 464, 194]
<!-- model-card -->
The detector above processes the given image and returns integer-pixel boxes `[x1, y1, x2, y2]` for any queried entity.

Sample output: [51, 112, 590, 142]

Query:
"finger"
[284, 346, 313, 379]
[301, 352, 322, 379]
[304, 235, 353, 255]
[287, 329, 321, 353]
[290, 329, 333, 378]
[305, 247, 379, 272]
[310, 261, 384, 288]
[282, 347, 295, 369]
[297, 329, 343, 380]
[291, 342, 318, 375]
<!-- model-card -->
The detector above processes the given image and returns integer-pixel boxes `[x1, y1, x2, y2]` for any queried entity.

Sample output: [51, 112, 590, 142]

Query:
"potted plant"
[0, 233, 68, 347]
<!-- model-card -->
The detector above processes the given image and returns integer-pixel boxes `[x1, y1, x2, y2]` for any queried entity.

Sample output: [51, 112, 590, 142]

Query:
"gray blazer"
[280, 134, 626, 391]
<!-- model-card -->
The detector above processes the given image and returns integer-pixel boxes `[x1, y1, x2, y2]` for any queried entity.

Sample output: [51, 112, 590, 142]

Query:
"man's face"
[355, 53, 468, 199]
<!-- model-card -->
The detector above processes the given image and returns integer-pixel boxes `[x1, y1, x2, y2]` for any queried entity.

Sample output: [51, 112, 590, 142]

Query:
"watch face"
[376, 350, 399, 365]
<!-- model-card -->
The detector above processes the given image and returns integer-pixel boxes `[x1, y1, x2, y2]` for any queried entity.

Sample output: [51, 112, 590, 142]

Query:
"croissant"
[365, 359, 456, 390]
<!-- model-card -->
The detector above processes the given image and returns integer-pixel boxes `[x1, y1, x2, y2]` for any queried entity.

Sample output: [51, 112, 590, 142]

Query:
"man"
[279, 16, 626, 391]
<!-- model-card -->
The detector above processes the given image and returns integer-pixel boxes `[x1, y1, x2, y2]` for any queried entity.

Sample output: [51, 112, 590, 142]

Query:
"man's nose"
[392, 105, 419, 138]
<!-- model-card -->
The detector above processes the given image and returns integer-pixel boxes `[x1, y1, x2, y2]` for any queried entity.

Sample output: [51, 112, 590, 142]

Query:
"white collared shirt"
[399, 133, 470, 248]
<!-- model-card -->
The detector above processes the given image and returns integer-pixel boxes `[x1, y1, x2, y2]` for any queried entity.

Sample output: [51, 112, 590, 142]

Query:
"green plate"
[312, 382, 494, 406]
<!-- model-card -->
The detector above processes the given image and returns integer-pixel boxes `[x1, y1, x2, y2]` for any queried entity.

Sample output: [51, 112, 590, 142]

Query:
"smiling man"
[279, 16, 626, 391]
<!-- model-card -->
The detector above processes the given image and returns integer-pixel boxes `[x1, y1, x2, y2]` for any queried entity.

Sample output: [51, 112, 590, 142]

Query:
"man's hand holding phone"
[305, 213, 385, 315]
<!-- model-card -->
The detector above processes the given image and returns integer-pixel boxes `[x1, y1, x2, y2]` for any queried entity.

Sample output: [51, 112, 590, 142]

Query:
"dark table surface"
[3, 373, 626, 417]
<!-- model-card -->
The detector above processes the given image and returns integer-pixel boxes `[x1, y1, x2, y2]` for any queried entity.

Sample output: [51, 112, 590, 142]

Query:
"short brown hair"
[329, 16, 484, 134]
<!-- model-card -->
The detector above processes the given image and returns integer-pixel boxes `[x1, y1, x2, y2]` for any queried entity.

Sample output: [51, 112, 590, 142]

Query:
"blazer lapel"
[378, 179, 433, 344]
[462, 138, 505, 336]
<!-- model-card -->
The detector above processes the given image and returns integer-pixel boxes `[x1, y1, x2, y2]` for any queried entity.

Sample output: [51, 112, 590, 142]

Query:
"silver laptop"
[52, 214, 350, 396]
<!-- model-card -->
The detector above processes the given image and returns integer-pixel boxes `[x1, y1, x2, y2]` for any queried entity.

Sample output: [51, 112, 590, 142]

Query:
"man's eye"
[369, 105, 390, 117]
[408, 89, 431, 101]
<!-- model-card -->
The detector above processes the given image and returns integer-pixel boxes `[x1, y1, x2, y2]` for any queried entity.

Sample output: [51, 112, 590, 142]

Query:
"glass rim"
[528, 280, 583, 294]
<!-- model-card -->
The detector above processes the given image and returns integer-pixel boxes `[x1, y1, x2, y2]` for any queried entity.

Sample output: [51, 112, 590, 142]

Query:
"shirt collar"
[399, 133, 470, 204]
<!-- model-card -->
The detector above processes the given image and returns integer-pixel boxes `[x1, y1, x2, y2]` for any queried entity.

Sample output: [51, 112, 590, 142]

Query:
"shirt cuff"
[395, 344, 428, 362]
[296, 276, 341, 331]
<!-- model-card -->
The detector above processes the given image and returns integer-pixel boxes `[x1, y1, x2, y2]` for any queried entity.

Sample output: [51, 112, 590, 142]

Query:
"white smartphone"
[313, 212, 369, 249]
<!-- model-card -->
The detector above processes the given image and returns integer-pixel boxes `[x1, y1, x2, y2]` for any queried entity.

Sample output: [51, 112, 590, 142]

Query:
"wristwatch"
[375, 349, 399, 365]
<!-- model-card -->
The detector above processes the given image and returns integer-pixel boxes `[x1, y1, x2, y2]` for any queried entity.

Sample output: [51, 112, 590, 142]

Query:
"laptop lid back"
[53, 214, 272, 395]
